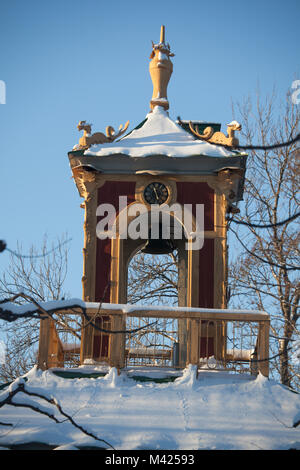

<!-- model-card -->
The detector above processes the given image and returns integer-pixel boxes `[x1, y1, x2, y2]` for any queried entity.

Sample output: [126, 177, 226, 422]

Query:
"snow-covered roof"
[84, 106, 239, 158]
[1, 365, 299, 450]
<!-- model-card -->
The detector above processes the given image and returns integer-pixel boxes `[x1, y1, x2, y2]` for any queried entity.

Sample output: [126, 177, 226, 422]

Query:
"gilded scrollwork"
[189, 120, 242, 147]
[74, 120, 129, 150]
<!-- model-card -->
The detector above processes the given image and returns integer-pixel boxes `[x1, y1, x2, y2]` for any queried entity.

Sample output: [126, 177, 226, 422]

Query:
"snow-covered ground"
[0, 365, 299, 450]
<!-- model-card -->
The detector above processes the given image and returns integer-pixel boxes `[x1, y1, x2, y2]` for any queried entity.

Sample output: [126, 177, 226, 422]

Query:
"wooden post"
[37, 317, 51, 370]
[109, 314, 125, 370]
[38, 317, 64, 369]
[258, 320, 270, 377]
[80, 315, 94, 363]
[48, 321, 64, 368]
[188, 319, 199, 366]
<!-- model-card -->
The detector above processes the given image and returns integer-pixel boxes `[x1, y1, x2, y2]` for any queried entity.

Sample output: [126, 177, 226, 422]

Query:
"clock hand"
[153, 186, 160, 203]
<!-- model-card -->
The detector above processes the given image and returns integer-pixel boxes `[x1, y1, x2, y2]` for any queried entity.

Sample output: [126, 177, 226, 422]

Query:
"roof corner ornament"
[74, 120, 130, 150]
[189, 120, 242, 148]
[149, 25, 174, 111]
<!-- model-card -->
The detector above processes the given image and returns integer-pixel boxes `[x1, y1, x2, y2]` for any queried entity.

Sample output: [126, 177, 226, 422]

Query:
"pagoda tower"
[68, 26, 247, 367]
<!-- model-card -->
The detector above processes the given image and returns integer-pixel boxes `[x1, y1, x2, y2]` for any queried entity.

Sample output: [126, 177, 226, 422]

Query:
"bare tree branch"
[0, 378, 114, 449]
[229, 87, 300, 389]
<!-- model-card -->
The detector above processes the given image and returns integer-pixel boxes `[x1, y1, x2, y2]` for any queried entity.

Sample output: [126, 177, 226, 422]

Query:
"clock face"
[144, 182, 169, 205]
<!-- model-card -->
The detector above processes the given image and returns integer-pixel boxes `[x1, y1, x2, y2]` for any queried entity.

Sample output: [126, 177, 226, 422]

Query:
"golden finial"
[149, 25, 174, 111]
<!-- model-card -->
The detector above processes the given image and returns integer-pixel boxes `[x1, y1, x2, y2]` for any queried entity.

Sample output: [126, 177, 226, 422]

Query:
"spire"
[160, 24, 165, 43]
[149, 25, 174, 111]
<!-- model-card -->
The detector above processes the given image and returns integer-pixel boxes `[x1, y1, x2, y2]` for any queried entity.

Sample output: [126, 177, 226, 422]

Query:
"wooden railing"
[38, 305, 270, 377]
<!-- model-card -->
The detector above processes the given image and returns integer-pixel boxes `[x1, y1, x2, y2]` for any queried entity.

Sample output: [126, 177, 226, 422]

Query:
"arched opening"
[122, 207, 191, 368]
[127, 251, 179, 307]
[107, 207, 193, 368]
[126, 249, 179, 368]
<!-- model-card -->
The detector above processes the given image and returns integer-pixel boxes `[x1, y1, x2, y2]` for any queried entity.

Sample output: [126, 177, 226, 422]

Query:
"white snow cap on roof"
[84, 106, 236, 158]
[227, 120, 241, 127]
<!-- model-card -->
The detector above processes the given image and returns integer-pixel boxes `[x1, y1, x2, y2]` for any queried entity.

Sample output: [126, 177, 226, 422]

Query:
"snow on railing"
[37, 304, 270, 377]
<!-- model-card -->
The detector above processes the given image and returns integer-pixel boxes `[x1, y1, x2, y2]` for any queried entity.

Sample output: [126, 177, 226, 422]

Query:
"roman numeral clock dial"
[143, 182, 169, 205]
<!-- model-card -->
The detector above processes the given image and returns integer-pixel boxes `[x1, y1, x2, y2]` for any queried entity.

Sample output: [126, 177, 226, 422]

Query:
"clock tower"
[68, 26, 247, 367]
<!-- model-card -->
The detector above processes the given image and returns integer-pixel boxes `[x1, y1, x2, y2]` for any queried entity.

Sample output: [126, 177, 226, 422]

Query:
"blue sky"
[0, 0, 299, 298]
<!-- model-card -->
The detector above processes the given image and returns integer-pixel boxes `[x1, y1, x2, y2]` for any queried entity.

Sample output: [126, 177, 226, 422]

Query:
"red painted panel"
[92, 316, 111, 359]
[95, 181, 136, 302]
[198, 238, 214, 307]
[95, 238, 111, 302]
[98, 181, 136, 209]
[199, 337, 214, 358]
[176, 182, 214, 231]
[93, 334, 109, 358]
[176, 182, 215, 308]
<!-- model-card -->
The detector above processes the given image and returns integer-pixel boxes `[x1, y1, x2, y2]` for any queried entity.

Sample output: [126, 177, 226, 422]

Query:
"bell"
[141, 224, 175, 255]
[141, 238, 175, 255]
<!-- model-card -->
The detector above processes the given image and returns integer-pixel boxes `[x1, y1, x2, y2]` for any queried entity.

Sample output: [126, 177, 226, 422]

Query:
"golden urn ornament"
[149, 25, 174, 111]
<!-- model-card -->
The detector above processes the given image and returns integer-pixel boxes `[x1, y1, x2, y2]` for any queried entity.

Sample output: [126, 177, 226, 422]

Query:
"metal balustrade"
[38, 306, 270, 377]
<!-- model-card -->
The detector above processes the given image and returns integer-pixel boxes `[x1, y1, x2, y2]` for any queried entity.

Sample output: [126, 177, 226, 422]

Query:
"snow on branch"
[0, 293, 86, 322]
[0, 292, 158, 335]
[0, 375, 114, 449]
